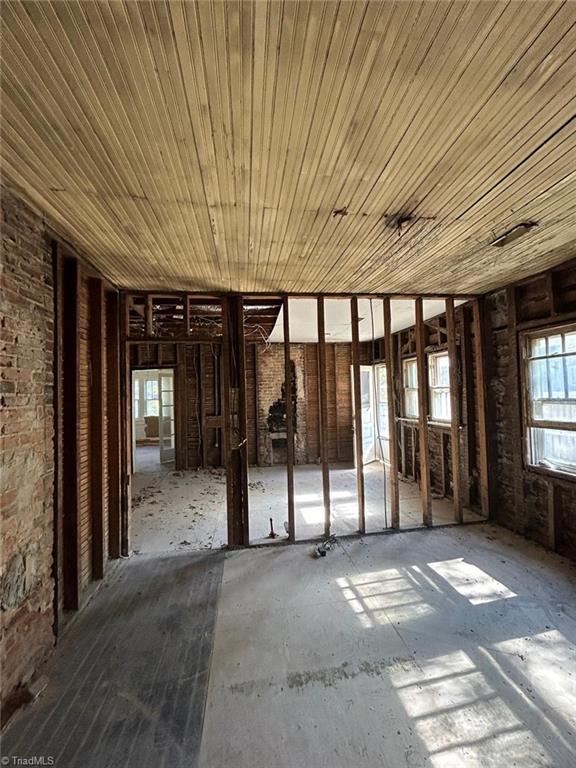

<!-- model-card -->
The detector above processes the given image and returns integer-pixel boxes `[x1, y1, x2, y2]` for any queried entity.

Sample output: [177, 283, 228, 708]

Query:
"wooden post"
[106, 291, 121, 559]
[174, 344, 185, 471]
[146, 294, 153, 336]
[317, 297, 331, 538]
[351, 298, 366, 533]
[415, 298, 432, 526]
[222, 297, 250, 546]
[199, 345, 208, 468]
[62, 256, 80, 609]
[472, 298, 491, 519]
[283, 297, 296, 541]
[52, 243, 63, 633]
[383, 298, 400, 529]
[446, 298, 463, 522]
[119, 293, 131, 556]
[461, 306, 476, 506]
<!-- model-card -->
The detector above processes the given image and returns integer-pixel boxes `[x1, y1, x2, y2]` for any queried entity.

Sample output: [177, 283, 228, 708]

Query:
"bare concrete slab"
[200, 524, 576, 768]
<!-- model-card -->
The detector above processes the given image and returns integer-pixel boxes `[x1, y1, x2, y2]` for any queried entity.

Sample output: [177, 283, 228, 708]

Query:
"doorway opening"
[132, 368, 175, 473]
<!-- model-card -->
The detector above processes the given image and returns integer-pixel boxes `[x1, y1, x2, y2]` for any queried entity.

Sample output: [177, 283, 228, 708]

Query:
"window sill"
[526, 464, 576, 484]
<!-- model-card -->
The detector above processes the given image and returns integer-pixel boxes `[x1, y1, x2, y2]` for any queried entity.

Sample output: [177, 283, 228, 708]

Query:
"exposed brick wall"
[255, 344, 309, 465]
[1, 189, 55, 711]
[256, 343, 353, 466]
[485, 276, 576, 560]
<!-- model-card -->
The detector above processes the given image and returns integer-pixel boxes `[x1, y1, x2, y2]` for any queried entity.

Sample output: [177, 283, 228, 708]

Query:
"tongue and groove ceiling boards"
[1, 1, 576, 294]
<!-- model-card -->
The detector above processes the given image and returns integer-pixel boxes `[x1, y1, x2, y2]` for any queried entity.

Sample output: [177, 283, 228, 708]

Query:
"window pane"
[529, 358, 548, 400]
[436, 354, 450, 387]
[530, 427, 576, 473]
[567, 354, 576, 398]
[431, 388, 451, 421]
[405, 390, 418, 418]
[145, 399, 159, 417]
[145, 380, 159, 399]
[566, 332, 576, 353]
[539, 401, 576, 422]
[378, 366, 387, 404]
[404, 360, 417, 388]
[530, 337, 546, 357]
[547, 335, 562, 355]
[548, 357, 565, 398]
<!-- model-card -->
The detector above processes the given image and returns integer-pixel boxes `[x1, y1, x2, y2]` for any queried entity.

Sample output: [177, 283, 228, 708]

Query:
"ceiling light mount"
[490, 221, 538, 247]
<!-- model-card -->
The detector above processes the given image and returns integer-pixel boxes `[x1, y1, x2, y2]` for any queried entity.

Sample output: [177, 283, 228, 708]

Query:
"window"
[524, 325, 576, 475]
[144, 378, 159, 416]
[376, 365, 389, 463]
[133, 379, 140, 418]
[403, 358, 418, 418]
[428, 351, 451, 422]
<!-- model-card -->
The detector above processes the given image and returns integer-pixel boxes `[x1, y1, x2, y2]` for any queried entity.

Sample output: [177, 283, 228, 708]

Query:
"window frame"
[144, 376, 160, 417]
[521, 322, 576, 479]
[428, 350, 451, 423]
[402, 357, 419, 419]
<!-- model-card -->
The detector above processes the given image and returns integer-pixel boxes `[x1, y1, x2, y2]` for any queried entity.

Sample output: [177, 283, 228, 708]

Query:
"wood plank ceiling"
[1, 0, 576, 294]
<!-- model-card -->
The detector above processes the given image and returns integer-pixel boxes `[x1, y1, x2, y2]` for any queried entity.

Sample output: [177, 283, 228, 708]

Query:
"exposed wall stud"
[62, 256, 81, 609]
[317, 297, 331, 538]
[446, 298, 463, 522]
[106, 291, 121, 559]
[283, 297, 296, 542]
[383, 297, 400, 528]
[89, 278, 105, 579]
[415, 298, 432, 526]
[472, 299, 491, 519]
[119, 293, 131, 556]
[351, 297, 366, 533]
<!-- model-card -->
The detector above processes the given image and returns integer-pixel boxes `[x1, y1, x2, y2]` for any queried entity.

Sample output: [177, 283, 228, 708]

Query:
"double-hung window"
[523, 325, 576, 475]
[403, 358, 418, 418]
[428, 351, 451, 422]
[144, 378, 159, 417]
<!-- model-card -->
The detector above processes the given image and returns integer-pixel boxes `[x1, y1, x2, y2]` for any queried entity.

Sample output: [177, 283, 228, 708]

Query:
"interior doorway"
[132, 368, 175, 473]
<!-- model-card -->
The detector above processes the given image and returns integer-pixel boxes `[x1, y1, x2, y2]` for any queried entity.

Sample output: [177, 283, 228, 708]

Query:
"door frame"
[130, 366, 176, 472]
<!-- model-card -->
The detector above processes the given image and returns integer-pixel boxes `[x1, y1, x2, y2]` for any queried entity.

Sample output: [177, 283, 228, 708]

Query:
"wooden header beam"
[122, 289, 480, 301]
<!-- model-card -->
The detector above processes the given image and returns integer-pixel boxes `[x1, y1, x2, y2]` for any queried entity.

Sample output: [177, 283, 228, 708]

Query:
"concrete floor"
[200, 525, 576, 768]
[5, 525, 576, 767]
[131, 447, 484, 553]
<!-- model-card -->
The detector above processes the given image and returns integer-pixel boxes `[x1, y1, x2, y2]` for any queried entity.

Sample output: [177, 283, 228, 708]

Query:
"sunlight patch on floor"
[336, 567, 436, 627]
[392, 650, 553, 768]
[428, 558, 517, 604]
